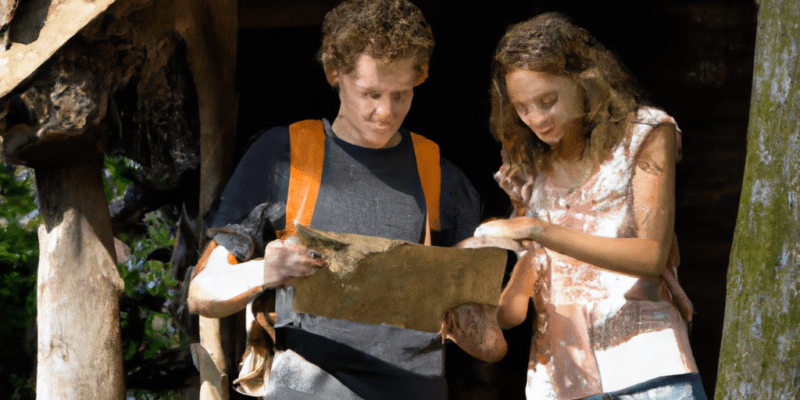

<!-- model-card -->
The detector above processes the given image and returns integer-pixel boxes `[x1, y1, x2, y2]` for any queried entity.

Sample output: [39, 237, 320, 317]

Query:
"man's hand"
[441, 303, 508, 363]
[264, 239, 327, 286]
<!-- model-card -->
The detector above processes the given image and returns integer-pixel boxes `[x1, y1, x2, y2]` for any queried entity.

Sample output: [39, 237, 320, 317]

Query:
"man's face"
[331, 54, 418, 149]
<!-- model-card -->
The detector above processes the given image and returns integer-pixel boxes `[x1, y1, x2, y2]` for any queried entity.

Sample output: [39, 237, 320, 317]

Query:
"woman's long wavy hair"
[490, 12, 644, 175]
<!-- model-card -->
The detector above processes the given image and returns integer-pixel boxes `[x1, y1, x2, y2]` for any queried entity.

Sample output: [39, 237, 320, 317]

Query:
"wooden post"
[194, 317, 229, 400]
[35, 161, 125, 399]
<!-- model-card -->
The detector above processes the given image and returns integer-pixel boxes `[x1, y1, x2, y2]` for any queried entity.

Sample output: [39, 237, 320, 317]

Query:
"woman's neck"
[543, 144, 596, 190]
[550, 126, 586, 161]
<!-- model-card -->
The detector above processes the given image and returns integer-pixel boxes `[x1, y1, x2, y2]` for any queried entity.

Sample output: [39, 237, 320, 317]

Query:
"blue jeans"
[580, 373, 707, 400]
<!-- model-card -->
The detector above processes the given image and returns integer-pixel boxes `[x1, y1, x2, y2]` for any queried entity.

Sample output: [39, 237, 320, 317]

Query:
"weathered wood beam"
[36, 161, 125, 399]
[0, 0, 117, 99]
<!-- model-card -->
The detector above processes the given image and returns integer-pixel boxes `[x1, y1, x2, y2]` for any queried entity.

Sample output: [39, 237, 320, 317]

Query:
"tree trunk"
[714, 0, 800, 398]
[35, 162, 125, 400]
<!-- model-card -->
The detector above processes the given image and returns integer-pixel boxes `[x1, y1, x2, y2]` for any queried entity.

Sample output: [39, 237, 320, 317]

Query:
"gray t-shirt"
[209, 119, 481, 399]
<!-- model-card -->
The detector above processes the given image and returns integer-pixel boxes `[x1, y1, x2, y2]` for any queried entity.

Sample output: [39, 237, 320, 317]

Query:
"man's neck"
[330, 117, 402, 149]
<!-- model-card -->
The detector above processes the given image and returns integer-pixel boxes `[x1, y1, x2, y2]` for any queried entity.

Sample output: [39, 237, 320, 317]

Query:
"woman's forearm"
[531, 222, 668, 277]
[496, 251, 536, 328]
[497, 290, 530, 329]
[477, 218, 670, 277]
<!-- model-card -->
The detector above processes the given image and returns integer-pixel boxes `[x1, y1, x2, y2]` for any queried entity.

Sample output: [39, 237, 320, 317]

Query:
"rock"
[0, 0, 118, 95]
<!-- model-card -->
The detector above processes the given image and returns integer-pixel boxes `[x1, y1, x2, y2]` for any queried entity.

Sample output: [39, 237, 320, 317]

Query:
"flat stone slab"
[0, 0, 118, 99]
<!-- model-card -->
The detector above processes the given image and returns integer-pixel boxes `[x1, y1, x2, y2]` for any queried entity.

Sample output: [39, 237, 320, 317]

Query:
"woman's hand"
[264, 239, 327, 286]
[494, 150, 535, 213]
[474, 216, 545, 242]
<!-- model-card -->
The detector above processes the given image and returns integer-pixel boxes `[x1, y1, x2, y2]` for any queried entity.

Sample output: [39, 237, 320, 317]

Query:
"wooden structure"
[1, 0, 237, 398]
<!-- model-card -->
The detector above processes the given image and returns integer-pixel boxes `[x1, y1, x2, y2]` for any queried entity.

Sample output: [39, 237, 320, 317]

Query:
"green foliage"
[0, 271, 36, 337]
[0, 165, 39, 400]
[0, 157, 192, 398]
[9, 373, 35, 400]
[120, 211, 179, 300]
[118, 210, 186, 362]
[0, 166, 40, 266]
[103, 155, 138, 203]
[127, 389, 182, 400]
[118, 209, 189, 400]
[105, 155, 191, 397]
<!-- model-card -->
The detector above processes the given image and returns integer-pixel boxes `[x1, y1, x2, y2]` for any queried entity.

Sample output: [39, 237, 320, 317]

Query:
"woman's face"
[505, 69, 586, 154]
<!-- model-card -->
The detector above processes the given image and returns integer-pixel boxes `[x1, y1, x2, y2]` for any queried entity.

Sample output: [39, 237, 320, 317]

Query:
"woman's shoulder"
[626, 107, 681, 157]
[631, 107, 677, 127]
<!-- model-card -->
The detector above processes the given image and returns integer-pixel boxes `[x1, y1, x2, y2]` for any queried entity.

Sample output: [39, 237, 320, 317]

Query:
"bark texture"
[35, 162, 125, 400]
[714, 0, 800, 398]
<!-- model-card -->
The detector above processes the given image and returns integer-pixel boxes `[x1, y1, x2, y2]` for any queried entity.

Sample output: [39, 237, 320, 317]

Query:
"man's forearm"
[187, 246, 274, 318]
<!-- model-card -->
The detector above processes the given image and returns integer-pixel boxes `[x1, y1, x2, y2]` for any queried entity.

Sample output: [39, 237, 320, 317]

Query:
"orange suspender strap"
[410, 132, 441, 246]
[278, 121, 441, 245]
[278, 120, 326, 240]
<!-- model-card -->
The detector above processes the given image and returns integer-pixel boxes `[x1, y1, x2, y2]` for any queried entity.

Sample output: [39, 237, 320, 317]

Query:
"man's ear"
[324, 64, 339, 88]
[414, 64, 429, 87]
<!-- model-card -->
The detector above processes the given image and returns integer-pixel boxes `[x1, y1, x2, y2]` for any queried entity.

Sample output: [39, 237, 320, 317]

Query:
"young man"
[188, 1, 504, 398]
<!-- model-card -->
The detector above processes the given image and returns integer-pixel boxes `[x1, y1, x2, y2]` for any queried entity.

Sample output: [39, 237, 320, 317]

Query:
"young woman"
[474, 12, 707, 400]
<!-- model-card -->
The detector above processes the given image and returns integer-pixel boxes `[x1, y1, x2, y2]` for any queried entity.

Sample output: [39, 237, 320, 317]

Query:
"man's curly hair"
[490, 12, 644, 175]
[319, 0, 434, 78]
